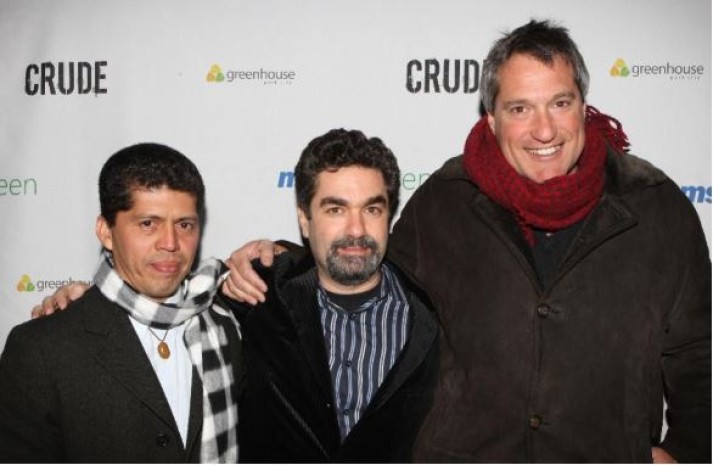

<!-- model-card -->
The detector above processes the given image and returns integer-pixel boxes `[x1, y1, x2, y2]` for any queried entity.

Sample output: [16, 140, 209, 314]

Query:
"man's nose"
[531, 109, 556, 142]
[157, 224, 179, 251]
[345, 211, 367, 236]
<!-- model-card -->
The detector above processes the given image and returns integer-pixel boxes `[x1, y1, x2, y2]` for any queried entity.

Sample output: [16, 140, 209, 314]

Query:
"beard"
[326, 235, 382, 286]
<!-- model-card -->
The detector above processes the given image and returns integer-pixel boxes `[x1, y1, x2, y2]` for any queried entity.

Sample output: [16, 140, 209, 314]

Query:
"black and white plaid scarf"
[94, 251, 239, 463]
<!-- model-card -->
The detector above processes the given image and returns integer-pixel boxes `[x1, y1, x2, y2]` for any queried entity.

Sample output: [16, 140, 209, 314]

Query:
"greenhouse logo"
[206, 63, 296, 85]
[16, 274, 36, 292]
[16, 274, 93, 293]
[609, 58, 631, 77]
[206, 64, 226, 83]
[610, 57, 704, 80]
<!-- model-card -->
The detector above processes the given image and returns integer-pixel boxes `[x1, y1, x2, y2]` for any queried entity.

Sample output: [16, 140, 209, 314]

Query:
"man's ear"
[487, 112, 496, 133]
[96, 216, 113, 251]
[297, 208, 310, 239]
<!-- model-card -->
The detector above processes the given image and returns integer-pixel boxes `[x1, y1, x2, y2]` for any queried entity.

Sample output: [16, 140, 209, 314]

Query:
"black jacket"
[0, 287, 241, 463]
[219, 249, 438, 462]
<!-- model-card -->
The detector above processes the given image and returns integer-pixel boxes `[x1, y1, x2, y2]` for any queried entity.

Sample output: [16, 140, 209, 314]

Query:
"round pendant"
[157, 341, 171, 359]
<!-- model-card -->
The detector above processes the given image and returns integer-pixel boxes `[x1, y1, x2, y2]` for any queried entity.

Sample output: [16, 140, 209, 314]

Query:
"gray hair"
[480, 19, 590, 113]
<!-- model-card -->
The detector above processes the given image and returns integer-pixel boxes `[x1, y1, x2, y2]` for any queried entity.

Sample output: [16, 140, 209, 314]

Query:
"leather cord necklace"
[147, 327, 171, 359]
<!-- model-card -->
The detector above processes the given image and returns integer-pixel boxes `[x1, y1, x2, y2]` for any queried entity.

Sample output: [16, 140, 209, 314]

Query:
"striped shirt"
[317, 264, 410, 439]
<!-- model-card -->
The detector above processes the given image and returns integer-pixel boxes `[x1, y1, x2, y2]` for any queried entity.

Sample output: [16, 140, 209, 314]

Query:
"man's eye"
[178, 221, 198, 232]
[140, 220, 154, 228]
[326, 207, 342, 215]
[554, 99, 571, 108]
[365, 206, 383, 216]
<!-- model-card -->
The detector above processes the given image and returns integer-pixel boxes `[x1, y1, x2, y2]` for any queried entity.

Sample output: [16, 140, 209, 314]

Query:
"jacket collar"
[465, 150, 666, 292]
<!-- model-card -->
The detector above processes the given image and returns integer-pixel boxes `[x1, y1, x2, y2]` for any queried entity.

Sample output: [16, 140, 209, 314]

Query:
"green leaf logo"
[16, 274, 35, 292]
[207, 64, 225, 83]
[610, 58, 631, 78]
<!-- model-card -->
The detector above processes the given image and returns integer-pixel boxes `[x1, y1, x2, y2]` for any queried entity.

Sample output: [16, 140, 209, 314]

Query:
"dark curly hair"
[99, 143, 205, 226]
[295, 129, 400, 221]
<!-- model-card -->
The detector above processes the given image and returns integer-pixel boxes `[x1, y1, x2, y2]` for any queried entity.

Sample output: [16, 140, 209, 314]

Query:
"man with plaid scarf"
[0, 143, 241, 462]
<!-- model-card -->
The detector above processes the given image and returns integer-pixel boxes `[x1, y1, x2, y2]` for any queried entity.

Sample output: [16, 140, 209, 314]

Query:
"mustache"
[330, 235, 378, 253]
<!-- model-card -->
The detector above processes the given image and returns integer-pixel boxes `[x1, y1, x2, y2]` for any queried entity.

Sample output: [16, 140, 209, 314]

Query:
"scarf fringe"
[586, 105, 630, 154]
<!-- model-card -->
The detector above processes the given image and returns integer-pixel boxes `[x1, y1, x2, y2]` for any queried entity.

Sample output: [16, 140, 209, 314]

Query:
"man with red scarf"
[220, 20, 710, 463]
[385, 20, 710, 462]
[32, 20, 711, 463]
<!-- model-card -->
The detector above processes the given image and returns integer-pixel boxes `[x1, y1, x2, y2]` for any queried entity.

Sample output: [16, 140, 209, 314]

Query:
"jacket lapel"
[282, 269, 335, 401]
[82, 289, 181, 435]
[470, 192, 541, 289]
[555, 192, 637, 282]
[360, 288, 437, 416]
[184, 367, 203, 458]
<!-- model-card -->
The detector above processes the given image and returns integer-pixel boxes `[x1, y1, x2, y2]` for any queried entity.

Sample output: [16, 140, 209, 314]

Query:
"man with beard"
[215, 128, 437, 462]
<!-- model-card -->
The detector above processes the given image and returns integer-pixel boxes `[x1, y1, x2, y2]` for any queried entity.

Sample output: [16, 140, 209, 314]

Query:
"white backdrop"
[0, 0, 710, 349]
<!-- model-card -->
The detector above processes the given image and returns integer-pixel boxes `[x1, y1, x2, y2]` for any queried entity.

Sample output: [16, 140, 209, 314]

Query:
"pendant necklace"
[148, 327, 171, 359]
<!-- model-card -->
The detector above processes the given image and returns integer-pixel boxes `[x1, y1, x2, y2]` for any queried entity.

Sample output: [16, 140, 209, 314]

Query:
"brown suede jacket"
[388, 151, 711, 463]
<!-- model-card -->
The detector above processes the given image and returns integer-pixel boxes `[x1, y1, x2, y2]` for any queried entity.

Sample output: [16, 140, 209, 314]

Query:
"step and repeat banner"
[0, 0, 710, 348]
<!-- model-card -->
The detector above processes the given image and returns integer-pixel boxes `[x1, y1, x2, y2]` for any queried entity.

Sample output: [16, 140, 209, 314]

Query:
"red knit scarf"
[462, 106, 629, 245]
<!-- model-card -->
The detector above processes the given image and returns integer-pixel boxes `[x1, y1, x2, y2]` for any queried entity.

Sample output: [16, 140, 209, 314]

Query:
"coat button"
[536, 304, 551, 318]
[529, 414, 543, 430]
[156, 432, 170, 447]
